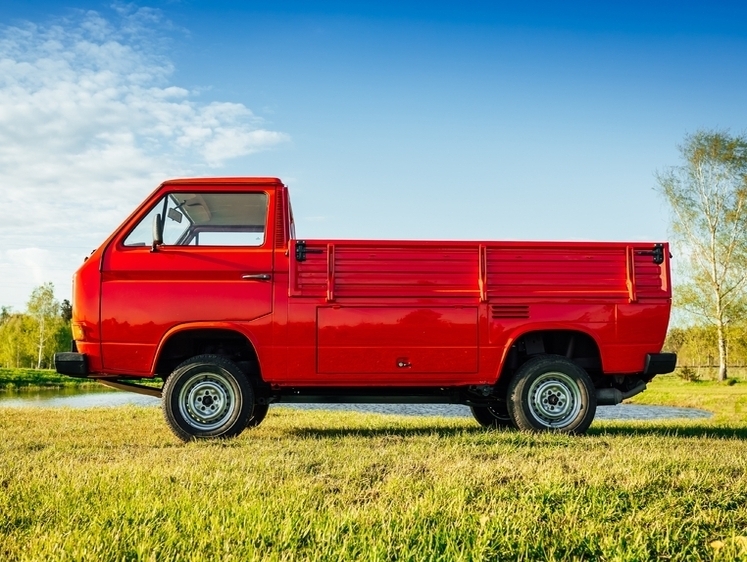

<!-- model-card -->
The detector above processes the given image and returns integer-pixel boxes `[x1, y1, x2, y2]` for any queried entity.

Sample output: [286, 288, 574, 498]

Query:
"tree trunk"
[716, 320, 728, 382]
[36, 317, 44, 370]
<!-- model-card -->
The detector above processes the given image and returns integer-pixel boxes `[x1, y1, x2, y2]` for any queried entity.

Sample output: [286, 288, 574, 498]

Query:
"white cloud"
[6, 248, 53, 286]
[0, 6, 289, 310]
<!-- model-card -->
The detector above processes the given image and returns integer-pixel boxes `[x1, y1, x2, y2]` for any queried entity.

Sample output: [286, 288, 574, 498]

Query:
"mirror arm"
[152, 213, 164, 252]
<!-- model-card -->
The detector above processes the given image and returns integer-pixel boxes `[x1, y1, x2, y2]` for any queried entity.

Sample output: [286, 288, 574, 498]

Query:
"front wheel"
[507, 354, 596, 434]
[162, 354, 254, 441]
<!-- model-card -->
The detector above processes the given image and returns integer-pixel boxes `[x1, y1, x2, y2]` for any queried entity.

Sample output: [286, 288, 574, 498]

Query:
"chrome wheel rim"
[178, 371, 237, 431]
[527, 371, 582, 428]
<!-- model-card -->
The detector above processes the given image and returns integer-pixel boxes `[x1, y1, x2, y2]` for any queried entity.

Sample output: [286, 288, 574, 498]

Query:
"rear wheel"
[471, 401, 513, 429]
[245, 403, 269, 428]
[507, 354, 596, 434]
[162, 354, 254, 441]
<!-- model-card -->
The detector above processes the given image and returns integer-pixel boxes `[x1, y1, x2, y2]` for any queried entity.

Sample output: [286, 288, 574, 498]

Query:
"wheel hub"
[527, 371, 582, 428]
[178, 372, 236, 431]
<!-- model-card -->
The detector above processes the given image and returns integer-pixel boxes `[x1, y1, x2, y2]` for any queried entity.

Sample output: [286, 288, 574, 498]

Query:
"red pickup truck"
[55, 177, 675, 440]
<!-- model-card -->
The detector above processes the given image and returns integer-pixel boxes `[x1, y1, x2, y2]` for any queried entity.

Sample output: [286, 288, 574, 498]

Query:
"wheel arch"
[496, 325, 604, 385]
[152, 322, 263, 381]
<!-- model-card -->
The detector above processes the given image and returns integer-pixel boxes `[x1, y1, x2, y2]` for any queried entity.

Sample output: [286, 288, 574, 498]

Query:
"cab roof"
[161, 177, 283, 187]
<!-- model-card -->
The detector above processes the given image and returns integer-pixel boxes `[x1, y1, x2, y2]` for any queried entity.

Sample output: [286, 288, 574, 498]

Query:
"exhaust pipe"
[596, 381, 647, 406]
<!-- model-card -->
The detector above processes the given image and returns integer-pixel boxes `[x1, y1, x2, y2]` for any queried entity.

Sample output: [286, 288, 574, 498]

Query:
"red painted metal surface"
[69, 177, 673, 387]
[317, 306, 479, 375]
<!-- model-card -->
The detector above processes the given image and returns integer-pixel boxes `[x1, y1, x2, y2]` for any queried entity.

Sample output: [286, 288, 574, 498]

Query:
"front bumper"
[643, 353, 677, 375]
[54, 352, 88, 377]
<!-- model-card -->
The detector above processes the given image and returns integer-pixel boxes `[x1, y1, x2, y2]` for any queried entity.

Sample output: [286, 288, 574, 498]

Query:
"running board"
[98, 380, 163, 398]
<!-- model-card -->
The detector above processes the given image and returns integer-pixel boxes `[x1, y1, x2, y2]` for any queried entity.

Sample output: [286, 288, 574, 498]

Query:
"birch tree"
[657, 131, 747, 381]
[27, 283, 60, 369]
[0, 311, 35, 368]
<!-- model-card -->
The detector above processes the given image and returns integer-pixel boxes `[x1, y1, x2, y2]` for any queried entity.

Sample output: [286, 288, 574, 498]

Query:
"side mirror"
[151, 213, 164, 252]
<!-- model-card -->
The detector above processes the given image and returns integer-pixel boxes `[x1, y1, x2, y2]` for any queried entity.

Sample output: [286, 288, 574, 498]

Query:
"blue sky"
[1, 1, 746, 310]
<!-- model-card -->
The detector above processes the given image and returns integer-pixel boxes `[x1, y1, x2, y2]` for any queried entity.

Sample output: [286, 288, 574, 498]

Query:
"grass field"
[1, 375, 746, 560]
[0, 368, 95, 391]
[0, 368, 162, 391]
[629, 374, 747, 423]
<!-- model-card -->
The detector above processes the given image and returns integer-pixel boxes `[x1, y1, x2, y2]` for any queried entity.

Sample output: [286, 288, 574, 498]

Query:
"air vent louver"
[491, 305, 530, 319]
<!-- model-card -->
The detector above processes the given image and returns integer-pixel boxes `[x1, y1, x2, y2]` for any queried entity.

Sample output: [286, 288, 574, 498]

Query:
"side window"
[124, 192, 268, 247]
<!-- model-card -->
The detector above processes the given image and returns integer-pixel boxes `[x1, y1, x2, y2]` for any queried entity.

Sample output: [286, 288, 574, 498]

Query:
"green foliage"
[0, 312, 35, 369]
[0, 368, 94, 391]
[666, 324, 747, 380]
[658, 130, 747, 381]
[60, 299, 72, 323]
[1, 378, 747, 561]
[0, 283, 71, 369]
[677, 366, 700, 382]
[27, 282, 61, 369]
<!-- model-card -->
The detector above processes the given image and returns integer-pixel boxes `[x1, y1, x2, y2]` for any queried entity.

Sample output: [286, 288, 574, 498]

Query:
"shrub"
[678, 366, 700, 382]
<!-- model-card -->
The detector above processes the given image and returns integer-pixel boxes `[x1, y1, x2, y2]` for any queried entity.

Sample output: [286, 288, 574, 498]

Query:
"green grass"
[0, 368, 162, 391]
[630, 374, 747, 424]
[0, 368, 97, 391]
[1, 375, 747, 560]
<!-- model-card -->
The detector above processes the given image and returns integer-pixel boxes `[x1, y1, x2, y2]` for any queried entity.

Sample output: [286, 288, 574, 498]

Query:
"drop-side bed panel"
[317, 306, 479, 374]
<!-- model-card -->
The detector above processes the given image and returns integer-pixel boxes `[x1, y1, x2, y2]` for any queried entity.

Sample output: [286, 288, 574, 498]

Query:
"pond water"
[0, 388, 712, 420]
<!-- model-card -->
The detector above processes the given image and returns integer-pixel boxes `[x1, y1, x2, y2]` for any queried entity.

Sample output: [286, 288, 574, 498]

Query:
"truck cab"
[55, 177, 676, 440]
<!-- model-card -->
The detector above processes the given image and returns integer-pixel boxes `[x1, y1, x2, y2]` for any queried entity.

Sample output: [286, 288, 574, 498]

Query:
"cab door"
[100, 189, 274, 375]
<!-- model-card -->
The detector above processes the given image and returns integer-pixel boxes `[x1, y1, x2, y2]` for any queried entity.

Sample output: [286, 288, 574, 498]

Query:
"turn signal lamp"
[71, 323, 86, 341]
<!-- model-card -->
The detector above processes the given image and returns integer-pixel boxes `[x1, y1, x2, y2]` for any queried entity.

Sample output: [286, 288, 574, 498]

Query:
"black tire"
[162, 354, 254, 442]
[471, 401, 514, 429]
[507, 354, 596, 434]
[245, 403, 269, 428]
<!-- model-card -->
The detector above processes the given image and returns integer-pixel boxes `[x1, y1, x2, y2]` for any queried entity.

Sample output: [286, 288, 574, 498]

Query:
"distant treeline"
[0, 283, 72, 370]
[664, 325, 747, 368]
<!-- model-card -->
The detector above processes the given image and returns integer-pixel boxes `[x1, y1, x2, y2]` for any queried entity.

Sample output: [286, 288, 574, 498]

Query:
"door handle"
[242, 274, 272, 281]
